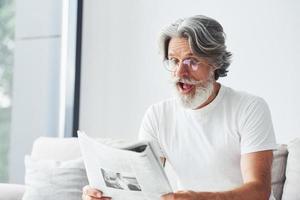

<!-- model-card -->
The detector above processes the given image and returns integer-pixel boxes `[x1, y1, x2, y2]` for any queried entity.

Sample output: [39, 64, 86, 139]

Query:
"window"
[0, 0, 15, 182]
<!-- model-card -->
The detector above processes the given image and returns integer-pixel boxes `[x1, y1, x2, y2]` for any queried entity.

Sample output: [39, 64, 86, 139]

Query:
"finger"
[82, 185, 103, 198]
[87, 190, 103, 198]
[100, 197, 112, 200]
[82, 194, 96, 200]
[161, 193, 173, 200]
[82, 194, 95, 200]
[82, 185, 91, 194]
[82, 193, 105, 200]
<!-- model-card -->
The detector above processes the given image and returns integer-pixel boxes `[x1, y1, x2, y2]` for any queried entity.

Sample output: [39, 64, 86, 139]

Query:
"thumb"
[161, 192, 174, 200]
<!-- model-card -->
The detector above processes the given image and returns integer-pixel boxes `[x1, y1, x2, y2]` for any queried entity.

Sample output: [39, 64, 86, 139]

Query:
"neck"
[194, 82, 220, 110]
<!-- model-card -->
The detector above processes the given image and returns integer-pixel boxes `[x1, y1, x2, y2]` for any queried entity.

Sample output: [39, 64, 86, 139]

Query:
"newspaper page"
[78, 131, 173, 200]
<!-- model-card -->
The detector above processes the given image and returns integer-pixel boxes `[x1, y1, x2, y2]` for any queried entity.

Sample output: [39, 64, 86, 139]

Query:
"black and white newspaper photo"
[101, 168, 142, 191]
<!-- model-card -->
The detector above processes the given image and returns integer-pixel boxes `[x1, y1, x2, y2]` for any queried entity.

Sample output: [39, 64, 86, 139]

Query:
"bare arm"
[161, 150, 273, 200]
[216, 150, 273, 200]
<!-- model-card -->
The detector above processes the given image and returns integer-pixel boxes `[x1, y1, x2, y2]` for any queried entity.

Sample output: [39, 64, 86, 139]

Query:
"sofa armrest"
[0, 183, 25, 200]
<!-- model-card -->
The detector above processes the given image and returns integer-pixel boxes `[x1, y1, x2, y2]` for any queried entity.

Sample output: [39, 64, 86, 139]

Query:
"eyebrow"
[168, 53, 194, 58]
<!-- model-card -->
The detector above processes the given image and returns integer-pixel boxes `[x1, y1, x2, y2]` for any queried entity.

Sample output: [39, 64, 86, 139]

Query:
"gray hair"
[159, 15, 232, 80]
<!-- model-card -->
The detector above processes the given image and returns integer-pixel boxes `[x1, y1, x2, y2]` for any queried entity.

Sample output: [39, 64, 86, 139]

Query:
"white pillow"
[22, 156, 88, 200]
[281, 138, 300, 200]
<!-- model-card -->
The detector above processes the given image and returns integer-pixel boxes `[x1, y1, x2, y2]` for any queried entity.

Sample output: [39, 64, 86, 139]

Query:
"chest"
[159, 112, 241, 168]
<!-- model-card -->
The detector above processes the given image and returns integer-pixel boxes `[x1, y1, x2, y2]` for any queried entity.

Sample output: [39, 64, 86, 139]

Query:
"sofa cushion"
[0, 183, 25, 200]
[281, 138, 300, 200]
[271, 144, 288, 200]
[22, 156, 88, 200]
[30, 136, 126, 161]
[31, 137, 81, 161]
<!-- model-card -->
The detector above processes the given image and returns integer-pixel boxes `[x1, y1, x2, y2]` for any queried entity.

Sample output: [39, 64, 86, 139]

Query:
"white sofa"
[0, 137, 299, 200]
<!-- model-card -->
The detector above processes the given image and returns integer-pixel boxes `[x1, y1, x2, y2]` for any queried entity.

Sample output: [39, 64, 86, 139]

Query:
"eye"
[188, 58, 199, 65]
[168, 58, 178, 66]
[182, 58, 197, 66]
[183, 58, 201, 71]
[164, 57, 179, 72]
[169, 57, 178, 62]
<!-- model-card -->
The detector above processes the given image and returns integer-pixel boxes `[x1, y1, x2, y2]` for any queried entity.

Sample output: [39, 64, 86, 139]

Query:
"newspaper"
[78, 131, 173, 200]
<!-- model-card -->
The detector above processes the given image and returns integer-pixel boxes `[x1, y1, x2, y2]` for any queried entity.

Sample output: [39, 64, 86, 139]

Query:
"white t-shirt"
[139, 84, 277, 194]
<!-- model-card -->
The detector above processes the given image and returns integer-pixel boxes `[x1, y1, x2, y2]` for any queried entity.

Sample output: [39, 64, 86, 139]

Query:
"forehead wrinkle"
[168, 38, 194, 58]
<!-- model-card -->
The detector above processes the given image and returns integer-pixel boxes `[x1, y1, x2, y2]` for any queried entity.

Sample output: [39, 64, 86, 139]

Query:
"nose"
[175, 61, 188, 77]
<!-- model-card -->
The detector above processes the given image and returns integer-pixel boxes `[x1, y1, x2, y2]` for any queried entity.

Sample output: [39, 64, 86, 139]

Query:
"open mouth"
[177, 82, 195, 94]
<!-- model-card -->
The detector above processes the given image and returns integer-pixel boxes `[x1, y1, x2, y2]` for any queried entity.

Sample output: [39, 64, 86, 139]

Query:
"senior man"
[82, 15, 277, 200]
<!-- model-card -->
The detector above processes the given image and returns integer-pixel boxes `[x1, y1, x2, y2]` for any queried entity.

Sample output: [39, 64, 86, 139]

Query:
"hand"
[161, 190, 214, 200]
[82, 185, 112, 200]
[161, 191, 198, 200]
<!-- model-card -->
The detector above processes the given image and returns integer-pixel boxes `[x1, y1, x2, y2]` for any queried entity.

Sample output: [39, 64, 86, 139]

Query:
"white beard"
[172, 73, 215, 109]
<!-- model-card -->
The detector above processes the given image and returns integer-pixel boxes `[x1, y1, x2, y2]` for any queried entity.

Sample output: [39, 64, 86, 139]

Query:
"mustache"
[171, 76, 203, 85]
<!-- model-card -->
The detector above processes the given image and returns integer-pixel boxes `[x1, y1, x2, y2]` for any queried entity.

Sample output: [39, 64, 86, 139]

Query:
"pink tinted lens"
[182, 59, 198, 71]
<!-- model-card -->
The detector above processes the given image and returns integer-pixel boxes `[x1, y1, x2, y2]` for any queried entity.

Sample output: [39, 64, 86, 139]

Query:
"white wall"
[9, 0, 62, 183]
[80, 0, 300, 144]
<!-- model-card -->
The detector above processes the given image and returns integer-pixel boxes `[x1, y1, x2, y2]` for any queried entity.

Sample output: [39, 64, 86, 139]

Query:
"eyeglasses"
[163, 57, 209, 72]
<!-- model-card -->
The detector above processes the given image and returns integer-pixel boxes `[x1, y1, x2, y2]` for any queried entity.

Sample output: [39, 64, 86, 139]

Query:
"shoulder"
[222, 86, 269, 111]
[222, 86, 272, 133]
